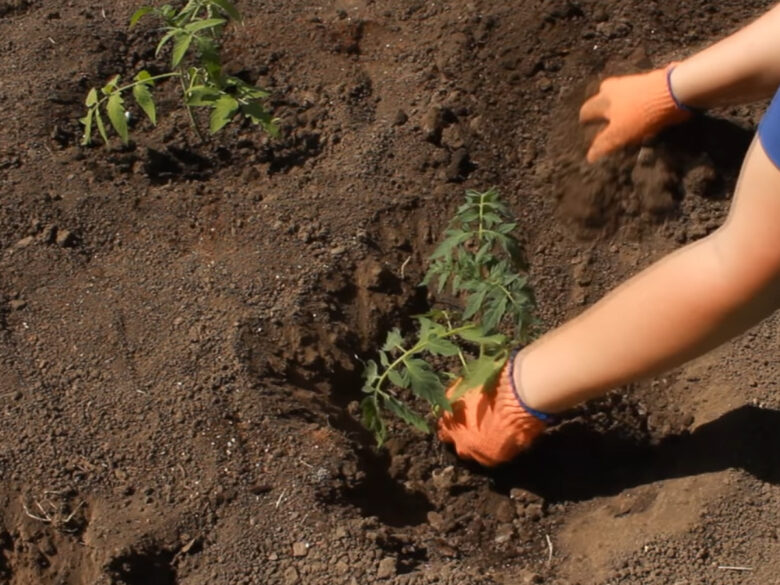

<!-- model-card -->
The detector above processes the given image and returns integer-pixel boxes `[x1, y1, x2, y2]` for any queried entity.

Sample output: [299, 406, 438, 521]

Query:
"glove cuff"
[504, 350, 556, 424]
[642, 63, 692, 131]
[665, 63, 696, 113]
[493, 353, 551, 447]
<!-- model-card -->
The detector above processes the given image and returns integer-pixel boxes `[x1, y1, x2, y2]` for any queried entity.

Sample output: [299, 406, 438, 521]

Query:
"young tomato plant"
[361, 188, 537, 445]
[81, 0, 278, 146]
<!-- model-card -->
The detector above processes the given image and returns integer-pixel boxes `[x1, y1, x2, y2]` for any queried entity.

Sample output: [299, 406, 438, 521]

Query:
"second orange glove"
[580, 63, 692, 162]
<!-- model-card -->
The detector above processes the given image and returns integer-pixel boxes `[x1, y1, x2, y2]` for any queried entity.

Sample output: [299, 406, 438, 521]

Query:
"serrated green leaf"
[240, 85, 270, 100]
[159, 4, 176, 21]
[481, 211, 503, 226]
[184, 17, 226, 33]
[482, 294, 509, 332]
[428, 231, 470, 260]
[85, 87, 98, 106]
[129, 6, 153, 27]
[239, 101, 273, 126]
[95, 108, 108, 144]
[406, 358, 449, 412]
[382, 395, 429, 433]
[210, 0, 241, 21]
[177, 0, 199, 21]
[171, 33, 193, 67]
[417, 316, 434, 340]
[361, 396, 387, 446]
[362, 360, 378, 387]
[79, 109, 94, 146]
[132, 82, 156, 125]
[381, 329, 404, 352]
[106, 93, 129, 144]
[459, 208, 480, 223]
[265, 117, 281, 138]
[101, 74, 120, 96]
[386, 367, 409, 389]
[425, 336, 460, 357]
[135, 70, 154, 85]
[451, 273, 462, 295]
[196, 36, 222, 79]
[450, 352, 508, 403]
[463, 286, 488, 320]
[156, 28, 180, 57]
[209, 94, 239, 133]
[186, 85, 222, 106]
[378, 350, 389, 368]
[457, 326, 507, 347]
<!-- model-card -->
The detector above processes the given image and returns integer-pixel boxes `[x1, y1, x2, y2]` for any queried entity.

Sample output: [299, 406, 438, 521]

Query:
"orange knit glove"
[437, 356, 551, 467]
[580, 64, 692, 162]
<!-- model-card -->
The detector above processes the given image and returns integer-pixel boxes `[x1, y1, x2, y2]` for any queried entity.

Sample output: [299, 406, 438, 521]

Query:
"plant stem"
[477, 191, 486, 244]
[375, 324, 478, 393]
[91, 72, 183, 110]
[444, 311, 469, 371]
[178, 70, 205, 142]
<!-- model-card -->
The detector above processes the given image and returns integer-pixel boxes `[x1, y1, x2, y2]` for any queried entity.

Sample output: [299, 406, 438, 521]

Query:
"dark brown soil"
[1, 1, 778, 584]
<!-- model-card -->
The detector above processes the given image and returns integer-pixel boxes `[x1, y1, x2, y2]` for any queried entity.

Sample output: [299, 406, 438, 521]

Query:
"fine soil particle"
[0, 1, 778, 585]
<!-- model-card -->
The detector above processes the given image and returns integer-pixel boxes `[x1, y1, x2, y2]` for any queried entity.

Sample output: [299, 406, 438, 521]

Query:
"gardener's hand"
[580, 64, 691, 162]
[437, 357, 550, 467]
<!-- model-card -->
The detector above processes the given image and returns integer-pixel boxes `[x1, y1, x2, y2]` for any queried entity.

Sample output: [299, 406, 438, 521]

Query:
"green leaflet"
[132, 81, 156, 125]
[406, 358, 449, 412]
[106, 92, 129, 143]
[210, 0, 241, 21]
[381, 328, 404, 352]
[450, 352, 508, 403]
[187, 85, 222, 106]
[383, 395, 429, 434]
[171, 33, 193, 67]
[424, 336, 460, 357]
[156, 28, 180, 56]
[85, 87, 98, 106]
[94, 107, 108, 144]
[129, 6, 153, 27]
[79, 109, 94, 146]
[184, 17, 226, 34]
[457, 326, 507, 347]
[209, 94, 239, 133]
[361, 397, 387, 446]
[386, 368, 409, 389]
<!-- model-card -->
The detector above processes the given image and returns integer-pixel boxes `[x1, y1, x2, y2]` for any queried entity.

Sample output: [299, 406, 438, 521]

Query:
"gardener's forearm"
[671, 4, 780, 108]
[517, 137, 780, 413]
[517, 240, 778, 413]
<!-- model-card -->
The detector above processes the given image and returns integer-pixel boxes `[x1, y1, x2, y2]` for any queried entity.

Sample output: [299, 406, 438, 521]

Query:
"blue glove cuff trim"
[666, 66, 697, 113]
[507, 350, 556, 424]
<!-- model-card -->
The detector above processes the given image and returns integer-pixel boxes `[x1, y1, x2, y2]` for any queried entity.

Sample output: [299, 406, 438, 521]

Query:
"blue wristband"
[758, 86, 780, 169]
[507, 350, 556, 424]
[666, 66, 697, 113]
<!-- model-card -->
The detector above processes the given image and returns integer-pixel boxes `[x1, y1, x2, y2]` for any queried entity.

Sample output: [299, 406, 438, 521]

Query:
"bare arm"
[672, 3, 780, 107]
[518, 137, 780, 412]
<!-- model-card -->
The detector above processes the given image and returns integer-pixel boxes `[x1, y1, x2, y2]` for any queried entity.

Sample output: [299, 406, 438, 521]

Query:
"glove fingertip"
[579, 94, 606, 123]
[586, 128, 618, 163]
[436, 421, 454, 444]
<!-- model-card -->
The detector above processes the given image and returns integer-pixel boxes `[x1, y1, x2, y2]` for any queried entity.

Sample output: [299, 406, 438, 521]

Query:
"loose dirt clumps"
[1, 1, 778, 584]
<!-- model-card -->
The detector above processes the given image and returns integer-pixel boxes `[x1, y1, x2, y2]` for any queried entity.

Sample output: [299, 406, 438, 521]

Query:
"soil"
[0, 1, 778, 584]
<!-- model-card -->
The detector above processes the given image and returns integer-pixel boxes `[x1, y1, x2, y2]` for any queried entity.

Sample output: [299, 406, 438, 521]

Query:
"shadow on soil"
[107, 548, 177, 585]
[491, 405, 780, 502]
[662, 114, 754, 185]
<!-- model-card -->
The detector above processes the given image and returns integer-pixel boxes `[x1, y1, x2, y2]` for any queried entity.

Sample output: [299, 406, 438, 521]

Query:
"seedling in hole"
[361, 188, 537, 445]
[81, 0, 278, 146]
